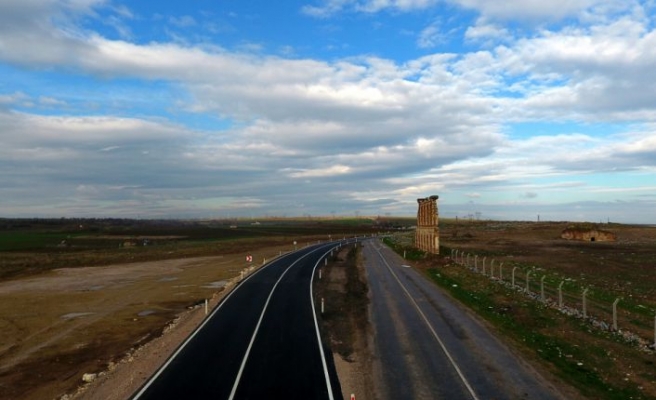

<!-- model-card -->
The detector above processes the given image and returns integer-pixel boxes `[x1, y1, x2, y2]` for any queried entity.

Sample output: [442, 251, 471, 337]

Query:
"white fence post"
[512, 267, 518, 288]
[482, 257, 486, 275]
[474, 255, 478, 271]
[499, 263, 503, 281]
[612, 298, 620, 331]
[558, 281, 564, 309]
[526, 270, 532, 293]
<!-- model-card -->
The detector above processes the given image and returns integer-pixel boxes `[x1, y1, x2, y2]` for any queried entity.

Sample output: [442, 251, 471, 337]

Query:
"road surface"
[131, 243, 343, 400]
[363, 240, 565, 400]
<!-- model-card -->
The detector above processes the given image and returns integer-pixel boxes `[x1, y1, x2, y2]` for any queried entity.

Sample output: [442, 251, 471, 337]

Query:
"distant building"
[415, 195, 440, 254]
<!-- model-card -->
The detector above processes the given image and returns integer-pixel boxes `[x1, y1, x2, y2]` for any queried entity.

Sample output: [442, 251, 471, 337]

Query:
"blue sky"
[1, 0, 656, 223]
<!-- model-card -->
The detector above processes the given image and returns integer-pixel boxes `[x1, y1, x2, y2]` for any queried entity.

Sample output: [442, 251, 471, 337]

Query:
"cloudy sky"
[1, 0, 655, 223]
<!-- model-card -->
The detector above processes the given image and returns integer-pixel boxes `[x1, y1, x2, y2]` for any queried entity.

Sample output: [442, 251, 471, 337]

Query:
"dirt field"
[0, 245, 290, 400]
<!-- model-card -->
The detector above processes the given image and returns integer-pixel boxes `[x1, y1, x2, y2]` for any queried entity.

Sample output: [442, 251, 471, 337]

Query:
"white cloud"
[302, 0, 438, 16]
[169, 15, 196, 28]
[417, 22, 444, 49]
[1, 0, 656, 220]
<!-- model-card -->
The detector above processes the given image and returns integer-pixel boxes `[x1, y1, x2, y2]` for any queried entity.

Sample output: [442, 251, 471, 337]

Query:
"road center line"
[370, 243, 480, 400]
[131, 253, 292, 400]
[228, 246, 327, 400]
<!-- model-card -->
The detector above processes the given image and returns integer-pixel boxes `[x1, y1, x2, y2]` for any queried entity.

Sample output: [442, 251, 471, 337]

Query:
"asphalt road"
[363, 240, 566, 400]
[131, 243, 343, 400]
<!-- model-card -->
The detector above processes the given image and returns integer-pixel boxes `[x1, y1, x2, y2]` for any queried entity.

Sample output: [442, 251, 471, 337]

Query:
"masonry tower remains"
[415, 195, 440, 254]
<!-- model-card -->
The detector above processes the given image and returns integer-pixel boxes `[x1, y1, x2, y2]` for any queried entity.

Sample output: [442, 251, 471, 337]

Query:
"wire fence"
[449, 248, 656, 351]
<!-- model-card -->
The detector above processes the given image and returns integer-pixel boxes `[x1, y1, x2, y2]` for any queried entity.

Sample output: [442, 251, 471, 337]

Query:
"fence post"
[541, 276, 546, 302]
[526, 270, 532, 293]
[558, 281, 564, 309]
[474, 255, 478, 271]
[512, 267, 518, 288]
[491, 259, 495, 278]
[466, 253, 470, 267]
[499, 263, 503, 281]
[612, 298, 620, 331]
[582, 288, 589, 318]
[482, 257, 486, 275]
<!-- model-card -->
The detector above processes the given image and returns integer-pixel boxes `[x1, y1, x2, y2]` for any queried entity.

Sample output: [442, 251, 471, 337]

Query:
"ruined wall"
[415, 195, 440, 254]
[561, 228, 617, 242]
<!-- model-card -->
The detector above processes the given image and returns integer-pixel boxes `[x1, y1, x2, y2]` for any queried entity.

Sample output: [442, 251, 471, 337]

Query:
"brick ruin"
[415, 195, 440, 254]
[561, 226, 617, 242]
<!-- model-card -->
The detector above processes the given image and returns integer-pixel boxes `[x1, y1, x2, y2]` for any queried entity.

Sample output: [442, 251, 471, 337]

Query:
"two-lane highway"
[363, 240, 565, 400]
[131, 243, 343, 400]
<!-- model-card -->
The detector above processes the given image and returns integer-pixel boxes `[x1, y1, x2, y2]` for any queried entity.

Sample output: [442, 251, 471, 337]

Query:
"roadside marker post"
[321, 298, 325, 314]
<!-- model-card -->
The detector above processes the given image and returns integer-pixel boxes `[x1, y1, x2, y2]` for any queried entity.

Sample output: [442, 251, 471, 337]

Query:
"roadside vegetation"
[384, 221, 656, 400]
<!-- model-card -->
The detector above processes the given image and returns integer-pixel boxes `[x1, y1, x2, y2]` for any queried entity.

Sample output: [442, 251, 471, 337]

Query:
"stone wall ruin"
[415, 195, 440, 254]
[561, 227, 617, 242]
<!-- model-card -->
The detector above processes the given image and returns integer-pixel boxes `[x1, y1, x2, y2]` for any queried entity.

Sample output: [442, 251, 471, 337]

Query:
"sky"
[1, 0, 655, 223]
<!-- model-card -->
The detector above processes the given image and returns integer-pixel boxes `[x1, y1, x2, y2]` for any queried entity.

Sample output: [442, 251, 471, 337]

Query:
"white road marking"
[228, 250, 315, 399]
[132, 253, 289, 399]
[370, 243, 480, 400]
[229, 244, 338, 400]
[310, 246, 342, 400]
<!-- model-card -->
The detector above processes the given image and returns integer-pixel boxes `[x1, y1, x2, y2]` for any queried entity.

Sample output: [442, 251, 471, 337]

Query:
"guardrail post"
[558, 281, 564, 309]
[324, 258, 328, 266]
[319, 268, 322, 280]
[205, 299, 208, 315]
[321, 298, 325, 314]
[540, 276, 546, 302]
[512, 267, 518, 288]
[582, 288, 589, 318]
[612, 298, 620, 331]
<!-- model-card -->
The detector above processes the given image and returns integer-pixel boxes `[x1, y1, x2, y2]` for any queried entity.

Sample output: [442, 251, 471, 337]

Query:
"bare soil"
[0, 245, 287, 400]
[314, 245, 374, 399]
